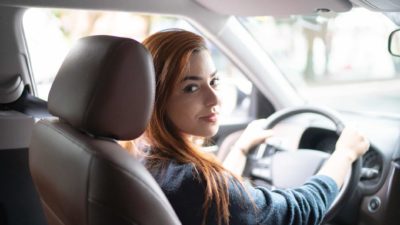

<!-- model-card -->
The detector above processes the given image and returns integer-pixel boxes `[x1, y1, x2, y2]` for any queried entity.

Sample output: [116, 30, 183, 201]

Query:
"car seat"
[29, 35, 181, 225]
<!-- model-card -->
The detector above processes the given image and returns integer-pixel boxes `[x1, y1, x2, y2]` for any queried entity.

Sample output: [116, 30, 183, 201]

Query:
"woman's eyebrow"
[182, 71, 218, 82]
[182, 76, 202, 82]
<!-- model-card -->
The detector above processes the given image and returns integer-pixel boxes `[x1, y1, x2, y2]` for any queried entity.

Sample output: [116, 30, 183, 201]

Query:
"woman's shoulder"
[148, 161, 204, 193]
[164, 161, 200, 181]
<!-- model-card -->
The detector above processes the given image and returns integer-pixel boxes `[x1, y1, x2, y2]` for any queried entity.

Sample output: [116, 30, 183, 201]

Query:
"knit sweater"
[147, 161, 339, 225]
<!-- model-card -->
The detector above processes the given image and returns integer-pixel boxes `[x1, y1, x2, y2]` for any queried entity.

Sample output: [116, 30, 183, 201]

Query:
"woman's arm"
[222, 143, 247, 176]
[227, 174, 338, 225]
[317, 127, 369, 188]
[224, 126, 368, 225]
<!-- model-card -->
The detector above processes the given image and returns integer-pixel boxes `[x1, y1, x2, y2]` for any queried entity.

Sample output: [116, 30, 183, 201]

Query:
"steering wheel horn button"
[271, 150, 329, 188]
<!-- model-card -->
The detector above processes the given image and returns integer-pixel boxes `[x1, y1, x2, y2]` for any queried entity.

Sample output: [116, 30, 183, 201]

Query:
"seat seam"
[86, 155, 93, 225]
[38, 121, 176, 214]
[41, 198, 66, 225]
[87, 159, 175, 212]
[38, 121, 96, 155]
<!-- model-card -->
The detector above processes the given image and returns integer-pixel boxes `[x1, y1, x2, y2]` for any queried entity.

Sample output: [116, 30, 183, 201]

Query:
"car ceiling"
[1, 0, 400, 27]
[0, 0, 400, 16]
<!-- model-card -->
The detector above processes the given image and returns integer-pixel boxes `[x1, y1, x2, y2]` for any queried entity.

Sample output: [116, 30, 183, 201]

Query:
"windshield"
[239, 8, 400, 116]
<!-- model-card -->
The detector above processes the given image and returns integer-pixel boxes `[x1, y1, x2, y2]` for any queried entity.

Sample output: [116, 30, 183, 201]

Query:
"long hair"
[142, 29, 237, 225]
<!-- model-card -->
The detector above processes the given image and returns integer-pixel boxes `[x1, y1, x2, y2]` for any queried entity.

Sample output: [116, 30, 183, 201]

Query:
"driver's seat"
[29, 35, 181, 225]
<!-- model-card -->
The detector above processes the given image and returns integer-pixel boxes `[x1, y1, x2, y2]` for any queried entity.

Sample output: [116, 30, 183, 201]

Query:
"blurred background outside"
[23, 8, 400, 120]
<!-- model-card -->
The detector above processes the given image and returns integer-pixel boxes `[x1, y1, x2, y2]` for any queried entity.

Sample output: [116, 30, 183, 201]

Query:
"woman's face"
[166, 50, 220, 138]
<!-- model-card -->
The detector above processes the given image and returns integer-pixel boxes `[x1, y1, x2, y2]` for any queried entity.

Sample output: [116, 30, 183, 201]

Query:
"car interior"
[0, 0, 399, 225]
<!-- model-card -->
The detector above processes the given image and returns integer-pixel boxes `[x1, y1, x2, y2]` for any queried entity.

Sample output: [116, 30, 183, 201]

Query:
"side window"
[23, 8, 252, 124]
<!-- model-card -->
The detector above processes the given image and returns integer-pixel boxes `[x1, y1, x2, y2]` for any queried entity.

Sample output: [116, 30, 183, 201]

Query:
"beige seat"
[29, 35, 181, 225]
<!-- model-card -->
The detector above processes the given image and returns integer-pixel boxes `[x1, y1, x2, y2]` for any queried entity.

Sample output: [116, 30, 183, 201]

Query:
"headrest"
[48, 35, 155, 140]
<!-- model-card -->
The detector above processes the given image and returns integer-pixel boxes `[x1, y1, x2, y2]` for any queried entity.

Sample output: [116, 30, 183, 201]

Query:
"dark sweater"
[147, 161, 338, 225]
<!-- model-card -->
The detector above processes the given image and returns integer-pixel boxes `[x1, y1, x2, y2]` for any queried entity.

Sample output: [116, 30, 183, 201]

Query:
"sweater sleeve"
[229, 175, 339, 225]
[149, 161, 338, 225]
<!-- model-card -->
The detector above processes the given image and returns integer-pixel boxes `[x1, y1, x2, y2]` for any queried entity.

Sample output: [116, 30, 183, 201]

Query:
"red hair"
[142, 29, 237, 225]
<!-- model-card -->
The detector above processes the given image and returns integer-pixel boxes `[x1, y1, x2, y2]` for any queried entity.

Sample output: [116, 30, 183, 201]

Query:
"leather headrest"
[48, 35, 155, 140]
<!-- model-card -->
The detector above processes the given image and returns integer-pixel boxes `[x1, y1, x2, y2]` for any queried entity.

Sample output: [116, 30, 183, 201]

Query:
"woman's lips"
[200, 114, 218, 123]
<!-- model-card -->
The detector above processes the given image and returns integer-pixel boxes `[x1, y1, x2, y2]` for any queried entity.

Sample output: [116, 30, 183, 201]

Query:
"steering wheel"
[241, 106, 362, 222]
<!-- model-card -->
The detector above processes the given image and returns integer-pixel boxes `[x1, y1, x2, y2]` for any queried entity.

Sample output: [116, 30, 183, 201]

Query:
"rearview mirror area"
[389, 29, 400, 57]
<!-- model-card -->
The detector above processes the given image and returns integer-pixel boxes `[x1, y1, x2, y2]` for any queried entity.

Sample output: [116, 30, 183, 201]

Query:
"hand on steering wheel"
[236, 106, 369, 222]
[233, 119, 274, 155]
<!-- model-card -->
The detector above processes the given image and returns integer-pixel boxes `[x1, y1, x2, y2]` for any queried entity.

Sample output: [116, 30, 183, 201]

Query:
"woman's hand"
[334, 127, 370, 162]
[318, 126, 370, 187]
[234, 119, 274, 154]
[223, 119, 273, 176]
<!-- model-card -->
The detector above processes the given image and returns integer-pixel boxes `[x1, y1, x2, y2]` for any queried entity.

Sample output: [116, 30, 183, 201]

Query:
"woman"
[122, 29, 369, 225]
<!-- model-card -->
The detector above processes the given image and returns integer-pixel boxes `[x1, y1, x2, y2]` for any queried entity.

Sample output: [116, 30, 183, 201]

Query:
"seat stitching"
[40, 198, 66, 225]
[38, 121, 176, 214]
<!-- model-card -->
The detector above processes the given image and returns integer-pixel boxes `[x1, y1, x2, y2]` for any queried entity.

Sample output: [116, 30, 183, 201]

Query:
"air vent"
[361, 150, 382, 181]
[363, 150, 378, 165]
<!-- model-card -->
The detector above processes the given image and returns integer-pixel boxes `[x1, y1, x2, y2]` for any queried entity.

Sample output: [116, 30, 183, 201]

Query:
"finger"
[258, 130, 274, 143]
[250, 119, 268, 128]
[363, 138, 370, 151]
[263, 129, 274, 137]
[255, 129, 273, 137]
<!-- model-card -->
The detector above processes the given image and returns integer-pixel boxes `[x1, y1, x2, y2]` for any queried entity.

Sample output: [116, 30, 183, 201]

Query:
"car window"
[23, 8, 252, 124]
[239, 8, 400, 116]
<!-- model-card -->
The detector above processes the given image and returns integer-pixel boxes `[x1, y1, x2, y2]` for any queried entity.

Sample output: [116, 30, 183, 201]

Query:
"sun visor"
[351, 0, 400, 11]
[0, 75, 25, 104]
[195, 0, 352, 16]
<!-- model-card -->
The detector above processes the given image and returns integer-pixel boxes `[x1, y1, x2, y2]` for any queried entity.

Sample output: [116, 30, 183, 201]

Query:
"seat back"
[29, 35, 181, 225]
[0, 110, 47, 225]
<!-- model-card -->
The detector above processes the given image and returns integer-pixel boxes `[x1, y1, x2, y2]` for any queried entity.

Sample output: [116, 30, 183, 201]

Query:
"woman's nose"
[205, 86, 220, 107]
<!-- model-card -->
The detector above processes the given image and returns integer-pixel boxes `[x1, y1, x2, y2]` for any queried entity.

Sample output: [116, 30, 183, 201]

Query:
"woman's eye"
[210, 77, 220, 88]
[183, 85, 199, 93]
